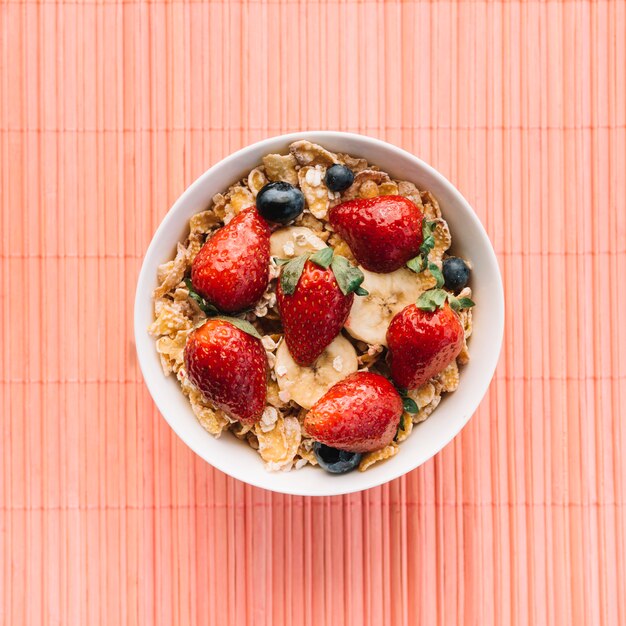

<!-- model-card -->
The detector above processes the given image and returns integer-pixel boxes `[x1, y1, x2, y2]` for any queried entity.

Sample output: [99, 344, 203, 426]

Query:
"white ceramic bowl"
[134, 131, 503, 496]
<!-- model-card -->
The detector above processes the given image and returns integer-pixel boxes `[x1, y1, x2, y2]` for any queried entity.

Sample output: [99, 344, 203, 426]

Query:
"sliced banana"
[274, 335, 358, 409]
[344, 267, 424, 346]
[269, 226, 327, 259]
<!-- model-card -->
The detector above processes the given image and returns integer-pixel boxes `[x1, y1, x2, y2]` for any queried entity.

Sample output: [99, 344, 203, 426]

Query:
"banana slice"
[269, 226, 327, 259]
[344, 267, 424, 346]
[274, 335, 358, 409]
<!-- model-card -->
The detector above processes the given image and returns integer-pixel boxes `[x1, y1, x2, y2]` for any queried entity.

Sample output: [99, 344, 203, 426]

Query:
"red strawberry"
[184, 318, 268, 424]
[191, 207, 270, 313]
[328, 195, 423, 273]
[386, 302, 464, 390]
[304, 372, 403, 453]
[276, 249, 366, 366]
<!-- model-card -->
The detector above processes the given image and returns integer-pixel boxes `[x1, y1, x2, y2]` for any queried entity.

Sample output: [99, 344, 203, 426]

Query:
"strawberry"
[386, 293, 468, 390]
[276, 248, 366, 366]
[303, 372, 403, 453]
[184, 317, 268, 424]
[191, 207, 270, 313]
[328, 195, 423, 273]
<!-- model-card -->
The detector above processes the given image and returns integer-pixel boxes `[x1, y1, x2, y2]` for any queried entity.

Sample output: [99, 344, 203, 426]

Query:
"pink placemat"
[1, 1, 625, 624]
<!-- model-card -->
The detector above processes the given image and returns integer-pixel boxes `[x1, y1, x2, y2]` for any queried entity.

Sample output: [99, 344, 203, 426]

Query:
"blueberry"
[442, 257, 470, 292]
[256, 181, 305, 224]
[324, 164, 355, 192]
[313, 442, 362, 474]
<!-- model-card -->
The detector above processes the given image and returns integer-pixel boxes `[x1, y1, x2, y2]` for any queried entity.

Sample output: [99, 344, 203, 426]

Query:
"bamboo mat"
[1, 1, 625, 624]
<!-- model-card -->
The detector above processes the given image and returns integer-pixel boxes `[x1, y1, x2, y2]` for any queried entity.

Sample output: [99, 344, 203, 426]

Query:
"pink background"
[1, 0, 625, 624]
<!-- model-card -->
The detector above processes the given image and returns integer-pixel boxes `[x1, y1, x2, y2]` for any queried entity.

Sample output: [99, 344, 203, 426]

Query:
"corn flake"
[414, 394, 441, 424]
[154, 243, 188, 299]
[149, 298, 194, 337]
[327, 234, 356, 263]
[397, 180, 423, 208]
[358, 444, 399, 471]
[378, 181, 399, 196]
[421, 190, 442, 220]
[227, 185, 255, 214]
[297, 443, 319, 466]
[336, 153, 369, 172]
[296, 212, 328, 235]
[181, 379, 230, 436]
[341, 170, 391, 201]
[359, 179, 379, 198]
[299, 165, 330, 219]
[437, 360, 460, 392]
[290, 140, 338, 167]
[263, 153, 299, 185]
[255, 416, 302, 471]
[155, 329, 191, 375]
[428, 219, 452, 264]
[247, 168, 268, 197]
[189, 210, 220, 236]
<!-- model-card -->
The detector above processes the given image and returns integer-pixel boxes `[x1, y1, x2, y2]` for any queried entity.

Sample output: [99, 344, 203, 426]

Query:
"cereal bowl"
[134, 131, 503, 496]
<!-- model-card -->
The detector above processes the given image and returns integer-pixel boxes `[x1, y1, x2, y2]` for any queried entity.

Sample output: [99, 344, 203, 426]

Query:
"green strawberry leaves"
[417, 288, 448, 311]
[185, 278, 261, 340]
[273, 257, 291, 266]
[450, 296, 475, 312]
[279, 248, 369, 297]
[330, 254, 368, 296]
[215, 316, 262, 340]
[185, 278, 220, 315]
[279, 254, 309, 295]
[427, 262, 444, 288]
[407, 220, 439, 275]
[309, 247, 334, 269]
[420, 220, 437, 257]
[416, 288, 475, 313]
[406, 219, 474, 313]
[406, 255, 425, 273]
[402, 396, 419, 414]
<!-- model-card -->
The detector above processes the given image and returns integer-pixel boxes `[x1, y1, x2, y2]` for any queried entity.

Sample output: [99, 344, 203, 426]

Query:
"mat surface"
[1, 1, 625, 624]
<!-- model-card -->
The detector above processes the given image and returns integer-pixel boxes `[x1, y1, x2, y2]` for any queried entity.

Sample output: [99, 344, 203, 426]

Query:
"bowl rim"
[134, 130, 504, 496]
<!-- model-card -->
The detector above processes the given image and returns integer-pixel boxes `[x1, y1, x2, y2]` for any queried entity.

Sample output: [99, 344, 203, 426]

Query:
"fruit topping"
[190, 207, 270, 313]
[324, 164, 355, 192]
[387, 301, 467, 391]
[184, 318, 268, 424]
[442, 257, 471, 293]
[256, 181, 305, 224]
[313, 442, 362, 474]
[304, 372, 403, 453]
[328, 195, 424, 273]
[276, 248, 367, 366]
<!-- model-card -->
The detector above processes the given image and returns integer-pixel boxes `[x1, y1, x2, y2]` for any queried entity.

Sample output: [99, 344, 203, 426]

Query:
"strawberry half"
[184, 317, 268, 424]
[276, 248, 366, 366]
[328, 195, 423, 273]
[304, 372, 403, 453]
[191, 207, 271, 313]
[386, 291, 469, 390]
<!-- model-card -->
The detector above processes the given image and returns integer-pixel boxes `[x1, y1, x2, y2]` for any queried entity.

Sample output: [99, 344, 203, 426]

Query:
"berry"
[386, 303, 464, 390]
[442, 257, 470, 293]
[184, 318, 268, 424]
[191, 207, 270, 313]
[304, 372, 403, 453]
[324, 164, 355, 192]
[328, 195, 424, 273]
[313, 442, 361, 474]
[256, 181, 305, 224]
[277, 258, 354, 366]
